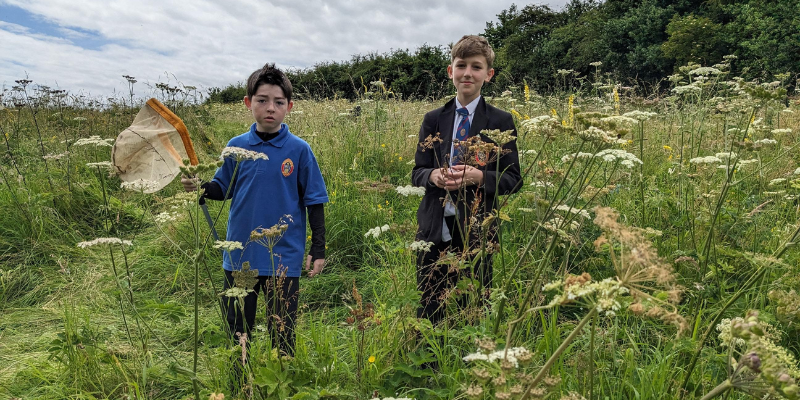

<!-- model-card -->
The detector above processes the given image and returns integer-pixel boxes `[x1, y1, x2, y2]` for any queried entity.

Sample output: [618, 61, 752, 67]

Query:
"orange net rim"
[145, 98, 199, 166]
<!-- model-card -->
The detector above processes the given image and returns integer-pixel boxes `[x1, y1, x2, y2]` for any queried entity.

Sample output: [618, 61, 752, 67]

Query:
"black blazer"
[411, 97, 522, 244]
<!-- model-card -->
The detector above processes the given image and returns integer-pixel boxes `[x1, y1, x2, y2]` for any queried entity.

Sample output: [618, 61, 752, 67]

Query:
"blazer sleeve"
[411, 111, 440, 188]
[482, 113, 523, 197]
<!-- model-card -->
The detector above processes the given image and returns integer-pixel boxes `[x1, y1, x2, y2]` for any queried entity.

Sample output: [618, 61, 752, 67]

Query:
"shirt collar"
[247, 123, 290, 148]
[455, 95, 480, 116]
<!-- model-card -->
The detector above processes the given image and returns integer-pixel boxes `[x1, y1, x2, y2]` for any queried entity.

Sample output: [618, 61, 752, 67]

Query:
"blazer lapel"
[471, 97, 489, 139]
[438, 98, 456, 166]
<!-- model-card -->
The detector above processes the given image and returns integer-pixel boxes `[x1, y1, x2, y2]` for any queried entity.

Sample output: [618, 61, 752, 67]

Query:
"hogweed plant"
[701, 311, 799, 400]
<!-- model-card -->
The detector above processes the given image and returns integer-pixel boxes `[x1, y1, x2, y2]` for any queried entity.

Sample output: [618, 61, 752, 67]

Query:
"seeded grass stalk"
[21, 86, 57, 198]
[0, 121, 30, 194]
[0, 165, 33, 228]
[637, 119, 645, 225]
[53, 94, 73, 193]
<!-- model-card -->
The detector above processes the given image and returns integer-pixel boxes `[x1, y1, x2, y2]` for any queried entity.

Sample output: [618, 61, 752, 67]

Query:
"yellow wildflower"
[368, 355, 376, 363]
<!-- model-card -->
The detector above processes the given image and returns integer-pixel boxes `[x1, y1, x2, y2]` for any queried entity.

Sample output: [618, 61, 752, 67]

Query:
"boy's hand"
[305, 255, 325, 278]
[429, 167, 447, 189]
[443, 165, 483, 190]
[181, 175, 199, 192]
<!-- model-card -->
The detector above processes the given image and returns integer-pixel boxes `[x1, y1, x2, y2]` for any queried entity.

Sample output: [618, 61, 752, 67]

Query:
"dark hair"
[451, 35, 495, 69]
[246, 63, 293, 101]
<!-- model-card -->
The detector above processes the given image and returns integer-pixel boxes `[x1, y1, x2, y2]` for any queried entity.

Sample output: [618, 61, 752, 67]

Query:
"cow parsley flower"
[409, 240, 435, 252]
[769, 178, 787, 186]
[531, 181, 554, 188]
[716, 152, 738, 161]
[214, 241, 244, 251]
[520, 115, 560, 135]
[717, 318, 747, 348]
[561, 152, 594, 163]
[221, 146, 269, 161]
[579, 126, 628, 145]
[73, 135, 114, 147]
[594, 149, 642, 167]
[86, 161, 112, 169]
[154, 211, 180, 224]
[672, 84, 702, 95]
[600, 115, 639, 126]
[688, 67, 722, 76]
[77, 237, 132, 248]
[395, 185, 425, 196]
[623, 110, 658, 121]
[43, 152, 70, 160]
[555, 205, 591, 219]
[121, 179, 160, 192]
[365, 224, 390, 239]
[690, 156, 722, 165]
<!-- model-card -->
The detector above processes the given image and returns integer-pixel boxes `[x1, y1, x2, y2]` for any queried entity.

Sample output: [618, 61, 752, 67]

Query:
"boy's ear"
[243, 95, 252, 110]
[447, 64, 453, 79]
[485, 68, 495, 82]
[287, 100, 294, 112]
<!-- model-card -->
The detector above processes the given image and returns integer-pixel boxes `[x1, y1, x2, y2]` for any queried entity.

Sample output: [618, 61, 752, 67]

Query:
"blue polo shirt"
[212, 123, 328, 277]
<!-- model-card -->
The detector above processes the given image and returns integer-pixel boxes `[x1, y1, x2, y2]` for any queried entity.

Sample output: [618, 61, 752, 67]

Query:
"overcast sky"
[1, 0, 568, 99]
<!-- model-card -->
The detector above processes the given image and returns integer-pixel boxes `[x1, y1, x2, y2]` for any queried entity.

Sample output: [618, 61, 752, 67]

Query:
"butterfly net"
[112, 98, 198, 193]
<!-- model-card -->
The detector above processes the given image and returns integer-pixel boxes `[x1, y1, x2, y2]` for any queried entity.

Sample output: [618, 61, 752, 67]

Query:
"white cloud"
[1, 0, 569, 98]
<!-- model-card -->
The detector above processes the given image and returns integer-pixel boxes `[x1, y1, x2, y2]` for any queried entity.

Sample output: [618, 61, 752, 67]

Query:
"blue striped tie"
[452, 107, 470, 165]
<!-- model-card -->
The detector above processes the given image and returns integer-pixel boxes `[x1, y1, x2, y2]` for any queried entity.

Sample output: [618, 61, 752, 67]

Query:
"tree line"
[207, 0, 800, 102]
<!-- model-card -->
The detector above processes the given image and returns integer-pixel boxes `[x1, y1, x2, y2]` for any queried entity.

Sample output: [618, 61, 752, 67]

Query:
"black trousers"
[222, 270, 299, 356]
[416, 217, 493, 325]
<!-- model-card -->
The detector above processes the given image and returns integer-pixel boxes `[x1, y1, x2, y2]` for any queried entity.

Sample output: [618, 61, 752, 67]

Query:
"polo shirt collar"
[247, 123, 291, 148]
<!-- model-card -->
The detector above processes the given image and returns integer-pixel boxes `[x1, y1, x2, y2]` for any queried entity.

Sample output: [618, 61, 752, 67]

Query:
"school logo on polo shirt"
[281, 158, 294, 177]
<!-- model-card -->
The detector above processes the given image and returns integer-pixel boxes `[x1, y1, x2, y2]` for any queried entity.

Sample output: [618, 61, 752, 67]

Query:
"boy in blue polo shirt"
[182, 63, 328, 358]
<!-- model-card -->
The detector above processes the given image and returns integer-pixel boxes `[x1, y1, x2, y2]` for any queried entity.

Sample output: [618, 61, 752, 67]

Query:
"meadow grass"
[1, 68, 799, 400]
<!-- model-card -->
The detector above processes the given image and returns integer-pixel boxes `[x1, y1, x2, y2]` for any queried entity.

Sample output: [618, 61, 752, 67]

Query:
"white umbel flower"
[221, 146, 269, 161]
[214, 241, 244, 251]
[408, 240, 435, 252]
[121, 179, 160, 192]
[689, 156, 722, 165]
[594, 149, 642, 167]
[395, 185, 426, 197]
[74, 135, 114, 147]
[365, 224, 390, 239]
[77, 237, 132, 248]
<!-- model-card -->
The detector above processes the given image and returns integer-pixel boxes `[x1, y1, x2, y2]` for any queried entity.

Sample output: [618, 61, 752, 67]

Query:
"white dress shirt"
[442, 96, 480, 242]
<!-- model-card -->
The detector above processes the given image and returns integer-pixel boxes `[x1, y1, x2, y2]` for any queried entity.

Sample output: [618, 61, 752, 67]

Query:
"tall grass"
[1, 66, 799, 400]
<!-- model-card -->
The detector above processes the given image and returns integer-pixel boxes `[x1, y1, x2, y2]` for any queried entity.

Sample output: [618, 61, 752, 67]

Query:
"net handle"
[145, 98, 199, 166]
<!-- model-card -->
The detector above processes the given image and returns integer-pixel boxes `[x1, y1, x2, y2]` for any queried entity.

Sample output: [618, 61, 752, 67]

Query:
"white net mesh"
[112, 99, 196, 193]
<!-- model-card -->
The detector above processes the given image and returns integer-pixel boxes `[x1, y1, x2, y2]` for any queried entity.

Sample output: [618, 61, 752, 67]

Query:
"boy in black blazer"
[411, 35, 522, 324]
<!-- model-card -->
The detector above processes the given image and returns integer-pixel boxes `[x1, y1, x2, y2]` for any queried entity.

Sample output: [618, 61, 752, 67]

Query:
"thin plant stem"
[521, 308, 598, 400]
[680, 219, 800, 395]
[699, 380, 733, 400]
